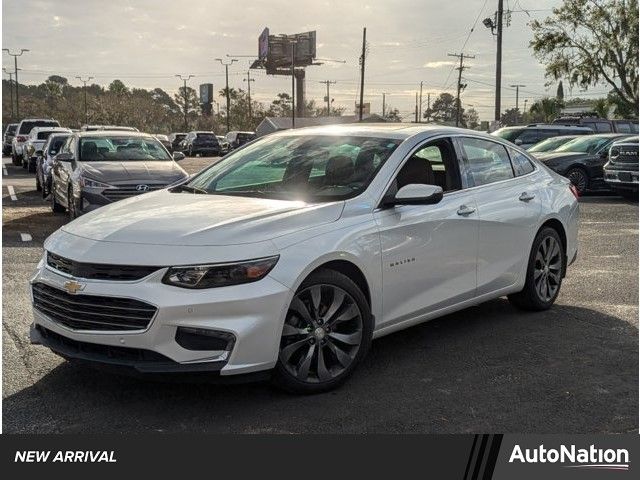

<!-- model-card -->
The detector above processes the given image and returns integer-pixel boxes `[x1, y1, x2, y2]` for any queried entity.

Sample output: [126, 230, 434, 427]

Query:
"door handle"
[519, 192, 536, 202]
[457, 205, 476, 216]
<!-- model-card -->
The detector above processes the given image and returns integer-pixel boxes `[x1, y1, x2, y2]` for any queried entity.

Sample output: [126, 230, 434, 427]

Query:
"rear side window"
[459, 137, 514, 187]
[509, 148, 535, 176]
[37, 131, 56, 140]
[616, 122, 632, 133]
[6, 125, 17, 134]
[516, 129, 540, 144]
[588, 122, 613, 133]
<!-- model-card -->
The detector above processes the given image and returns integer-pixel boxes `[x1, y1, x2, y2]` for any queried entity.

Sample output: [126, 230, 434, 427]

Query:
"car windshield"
[195, 133, 217, 141]
[493, 128, 526, 142]
[183, 134, 402, 202]
[555, 136, 619, 154]
[19, 120, 59, 134]
[79, 136, 172, 161]
[527, 136, 575, 153]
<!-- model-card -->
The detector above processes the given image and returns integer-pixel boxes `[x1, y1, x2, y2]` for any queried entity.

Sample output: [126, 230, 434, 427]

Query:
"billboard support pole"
[290, 41, 297, 128]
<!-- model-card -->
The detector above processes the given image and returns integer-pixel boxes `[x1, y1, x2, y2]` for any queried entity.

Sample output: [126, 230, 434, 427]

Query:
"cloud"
[423, 60, 456, 68]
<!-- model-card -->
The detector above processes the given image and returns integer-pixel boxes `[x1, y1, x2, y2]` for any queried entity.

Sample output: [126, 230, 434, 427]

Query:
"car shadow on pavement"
[3, 299, 638, 434]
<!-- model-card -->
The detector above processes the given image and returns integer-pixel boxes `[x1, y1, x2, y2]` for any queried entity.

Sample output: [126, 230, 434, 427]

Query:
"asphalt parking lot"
[2, 156, 638, 433]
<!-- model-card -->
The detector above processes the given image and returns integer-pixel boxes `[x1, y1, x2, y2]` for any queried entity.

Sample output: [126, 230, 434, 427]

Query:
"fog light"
[175, 327, 235, 351]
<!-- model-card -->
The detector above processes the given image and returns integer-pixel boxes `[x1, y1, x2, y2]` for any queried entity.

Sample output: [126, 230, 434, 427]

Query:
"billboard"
[199, 84, 213, 104]
[252, 29, 317, 73]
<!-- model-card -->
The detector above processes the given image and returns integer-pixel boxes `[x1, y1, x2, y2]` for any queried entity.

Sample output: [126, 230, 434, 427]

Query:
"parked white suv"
[23, 126, 72, 172]
[12, 118, 60, 166]
[30, 125, 579, 393]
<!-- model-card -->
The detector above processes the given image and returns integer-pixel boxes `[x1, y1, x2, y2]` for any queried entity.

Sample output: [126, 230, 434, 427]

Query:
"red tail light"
[16, 135, 27, 142]
[569, 184, 580, 199]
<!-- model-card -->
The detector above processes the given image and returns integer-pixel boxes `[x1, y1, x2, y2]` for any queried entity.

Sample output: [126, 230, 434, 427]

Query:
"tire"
[36, 174, 42, 192]
[508, 227, 565, 311]
[272, 268, 373, 394]
[28, 159, 36, 174]
[565, 167, 589, 195]
[21, 156, 28, 169]
[188, 147, 194, 157]
[50, 186, 65, 213]
[12, 152, 19, 166]
[68, 186, 78, 220]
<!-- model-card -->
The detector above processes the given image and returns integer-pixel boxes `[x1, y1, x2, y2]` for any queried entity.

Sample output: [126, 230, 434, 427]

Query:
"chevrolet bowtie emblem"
[64, 280, 85, 294]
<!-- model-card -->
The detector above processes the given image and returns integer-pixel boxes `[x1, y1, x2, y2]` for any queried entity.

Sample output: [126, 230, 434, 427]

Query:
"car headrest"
[81, 141, 98, 160]
[325, 155, 354, 185]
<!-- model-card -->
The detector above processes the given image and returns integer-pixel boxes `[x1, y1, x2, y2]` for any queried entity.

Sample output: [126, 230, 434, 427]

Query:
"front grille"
[610, 146, 639, 164]
[102, 184, 166, 201]
[35, 325, 170, 363]
[47, 252, 160, 281]
[32, 282, 157, 331]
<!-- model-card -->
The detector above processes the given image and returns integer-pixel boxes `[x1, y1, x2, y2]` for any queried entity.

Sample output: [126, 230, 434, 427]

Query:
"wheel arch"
[307, 259, 372, 308]
[537, 217, 568, 276]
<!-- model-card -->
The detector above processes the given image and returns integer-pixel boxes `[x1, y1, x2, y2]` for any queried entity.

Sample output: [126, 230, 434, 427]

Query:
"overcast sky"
[2, 0, 612, 121]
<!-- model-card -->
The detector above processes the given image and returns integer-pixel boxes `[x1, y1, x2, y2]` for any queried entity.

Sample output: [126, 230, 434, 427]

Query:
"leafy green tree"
[108, 79, 129, 95]
[424, 93, 460, 124]
[465, 108, 480, 129]
[384, 107, 402, 122]
[528, 97, 563, 122]
[530, 0, 639, 113]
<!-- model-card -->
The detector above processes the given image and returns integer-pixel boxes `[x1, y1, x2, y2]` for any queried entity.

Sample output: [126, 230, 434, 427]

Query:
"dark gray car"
[50, 131, 188, 219]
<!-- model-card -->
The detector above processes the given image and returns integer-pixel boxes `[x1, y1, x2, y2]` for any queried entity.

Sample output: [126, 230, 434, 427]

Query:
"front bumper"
[604, 165, 639, 190]
[30, 259, 292, 375]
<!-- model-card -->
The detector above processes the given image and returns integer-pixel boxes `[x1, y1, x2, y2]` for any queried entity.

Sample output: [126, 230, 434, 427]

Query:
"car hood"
[79, 161, 187, 184]
[532, 151, 593, 162]
[61, 190, 345, 246]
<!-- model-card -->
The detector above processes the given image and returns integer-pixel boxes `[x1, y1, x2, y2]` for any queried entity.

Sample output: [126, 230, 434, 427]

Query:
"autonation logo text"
[509, 444, 630, 471]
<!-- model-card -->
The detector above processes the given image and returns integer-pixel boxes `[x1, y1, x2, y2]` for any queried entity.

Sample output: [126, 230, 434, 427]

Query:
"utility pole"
[358, 27, 367, 121]
[3, 48, 29, 119]
[3, 68, 14, 118]
[495, 0, 504, 121]
[415, 92, 418, 123]
[448, 52, 475, 127]
[510, 84, 526, 112]
[215, 58, 237, 133]
[244, 70, 255, 127]
[175, 74, 194, 132]
[382, 92, 389, 117]
[418, 81, 423, 123]
[426, 92, 431, 123]
[523, 98, 528, 113]
[319, 80, 336, 116]
[76, 76, 94, 125]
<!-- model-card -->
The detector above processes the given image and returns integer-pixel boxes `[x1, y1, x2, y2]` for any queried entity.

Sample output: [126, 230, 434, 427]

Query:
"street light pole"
[3, 68, 14, 118]
[175, 74, 194, 132]
[510, 84, 526, 112]
[3, 48, 29, 118]
[76, 76, 94, 125]
[382, 92, 389, 117]
[215, 58, 237, 133]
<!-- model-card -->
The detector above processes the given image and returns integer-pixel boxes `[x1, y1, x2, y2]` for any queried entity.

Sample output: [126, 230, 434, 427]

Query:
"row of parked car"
[159, 130, 256, 157]
[492, 121, 639, 199]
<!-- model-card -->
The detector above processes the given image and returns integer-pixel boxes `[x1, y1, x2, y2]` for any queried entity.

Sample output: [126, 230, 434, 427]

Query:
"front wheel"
[272, 269, 373, 394]
[50, 186, 65, 213]
[565, 167, 588, 195]
[35, 173, 42, 192]
[508, 227, 565, 311]
[67, 187, 79, 220]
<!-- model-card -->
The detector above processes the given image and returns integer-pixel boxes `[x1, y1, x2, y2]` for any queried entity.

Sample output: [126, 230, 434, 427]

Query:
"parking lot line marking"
[20, 233, 32, 242]
[7, 185, 17, 201]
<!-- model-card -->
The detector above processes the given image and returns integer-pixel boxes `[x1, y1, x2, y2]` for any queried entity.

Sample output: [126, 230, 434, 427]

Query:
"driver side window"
[394, 138, 461, 193]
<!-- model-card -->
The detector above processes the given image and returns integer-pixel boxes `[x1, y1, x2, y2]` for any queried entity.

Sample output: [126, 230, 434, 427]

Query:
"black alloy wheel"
[566, 167, 588, 195]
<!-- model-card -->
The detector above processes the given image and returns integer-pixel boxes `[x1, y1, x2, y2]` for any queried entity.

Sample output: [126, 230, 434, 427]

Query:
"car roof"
[270, 123, 488, 140]
[30, 126, 71, 132]
[75, 131, 155, 138]
[18, 118, 58, 123]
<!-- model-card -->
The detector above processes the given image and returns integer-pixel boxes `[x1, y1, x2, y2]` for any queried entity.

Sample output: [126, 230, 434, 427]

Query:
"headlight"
[162, 256, 279, 289]
[80, 177, 112, 189]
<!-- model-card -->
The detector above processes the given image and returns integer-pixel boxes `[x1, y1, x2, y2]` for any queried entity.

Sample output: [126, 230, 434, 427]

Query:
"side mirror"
[173, 151, 185, 161]
[514, 138, 523, 146]
[386, 184, 444, 206]
[55, 153, 74, 162]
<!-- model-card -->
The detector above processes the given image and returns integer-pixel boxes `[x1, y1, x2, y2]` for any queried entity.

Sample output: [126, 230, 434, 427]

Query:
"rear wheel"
[11, 152, 19, 166]
[566, 167, 588, 195]
[50, 186, 65, 213]
[35, 173, 42, 192]
[272, 269, 372, 394]
[508, 227, 565, 311]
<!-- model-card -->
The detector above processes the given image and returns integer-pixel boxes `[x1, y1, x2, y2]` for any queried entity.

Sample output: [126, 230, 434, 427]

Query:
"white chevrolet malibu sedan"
[30, 125, 579, 393]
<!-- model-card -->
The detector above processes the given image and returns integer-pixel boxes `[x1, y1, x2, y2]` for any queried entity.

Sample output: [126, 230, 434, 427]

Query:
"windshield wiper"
[170, 184, 209, 194]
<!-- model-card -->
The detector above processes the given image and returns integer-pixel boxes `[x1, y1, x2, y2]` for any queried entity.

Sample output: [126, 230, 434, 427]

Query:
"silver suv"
[11, 118, 60, 165]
